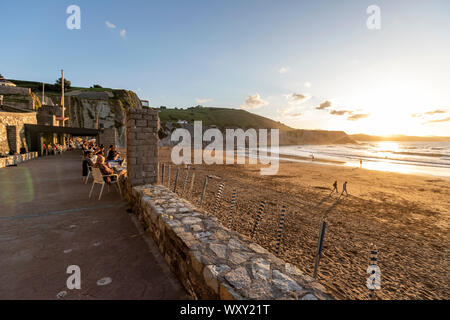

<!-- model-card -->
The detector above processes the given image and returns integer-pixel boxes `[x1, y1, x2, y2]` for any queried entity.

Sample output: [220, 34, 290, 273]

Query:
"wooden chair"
[89, 167, 122, 200]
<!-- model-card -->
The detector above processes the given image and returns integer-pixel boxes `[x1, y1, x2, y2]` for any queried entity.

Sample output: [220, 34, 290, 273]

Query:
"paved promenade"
[0, 151, 187, 299]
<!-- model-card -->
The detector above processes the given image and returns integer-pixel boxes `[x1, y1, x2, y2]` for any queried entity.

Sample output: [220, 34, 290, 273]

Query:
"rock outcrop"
[3, 79, 144, 147]
[40, 89, 143, 147]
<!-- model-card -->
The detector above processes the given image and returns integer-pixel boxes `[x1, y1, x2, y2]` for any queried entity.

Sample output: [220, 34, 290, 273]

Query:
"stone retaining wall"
[126, 184, 333, 300]
[0, 151, 38, 168]
[0, 111, 38, 154]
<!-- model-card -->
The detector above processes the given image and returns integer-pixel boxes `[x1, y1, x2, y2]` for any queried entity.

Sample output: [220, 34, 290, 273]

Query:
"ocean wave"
[376, 151, 448, 158]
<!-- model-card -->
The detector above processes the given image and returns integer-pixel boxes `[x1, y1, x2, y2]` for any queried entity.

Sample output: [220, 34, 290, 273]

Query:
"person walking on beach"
[342, 181, 348, 197]
[332, 181, 338, 193]
[360, 159, 363, 168]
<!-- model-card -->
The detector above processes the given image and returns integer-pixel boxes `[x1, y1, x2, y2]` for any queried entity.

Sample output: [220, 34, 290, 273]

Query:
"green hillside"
[158, 106, 293, 131]
[8, 79, 114, 94]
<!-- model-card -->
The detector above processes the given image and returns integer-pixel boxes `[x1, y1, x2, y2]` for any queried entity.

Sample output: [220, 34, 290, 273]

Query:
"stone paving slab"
[0, 152, 187, 300]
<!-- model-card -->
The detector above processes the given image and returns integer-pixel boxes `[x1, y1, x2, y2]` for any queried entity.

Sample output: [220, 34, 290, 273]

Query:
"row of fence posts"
[160, 163, 201, 203]
[159, 163, 380, 298]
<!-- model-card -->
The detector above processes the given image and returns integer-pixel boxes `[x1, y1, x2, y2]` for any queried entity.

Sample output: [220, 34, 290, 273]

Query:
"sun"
[343, 76, 437, 136]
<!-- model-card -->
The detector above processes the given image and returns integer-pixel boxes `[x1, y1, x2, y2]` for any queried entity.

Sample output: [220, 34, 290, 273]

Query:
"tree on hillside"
[55, 77, 71, 91]
[91, 84, 103, 88]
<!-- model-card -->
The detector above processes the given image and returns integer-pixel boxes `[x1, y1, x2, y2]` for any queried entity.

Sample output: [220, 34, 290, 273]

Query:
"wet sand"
[159, 147, 450, 300]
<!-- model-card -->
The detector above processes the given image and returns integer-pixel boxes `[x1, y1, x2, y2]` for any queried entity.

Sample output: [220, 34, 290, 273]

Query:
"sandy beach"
[159, 147, 450, 300]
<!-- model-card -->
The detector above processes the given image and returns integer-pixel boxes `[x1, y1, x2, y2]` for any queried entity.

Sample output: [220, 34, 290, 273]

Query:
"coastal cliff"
[158, 107, 356, 146]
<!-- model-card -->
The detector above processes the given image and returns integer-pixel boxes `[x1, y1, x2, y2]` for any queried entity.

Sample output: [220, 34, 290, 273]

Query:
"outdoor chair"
[84, 163, 93, 184]
[89, 167, 122, 200]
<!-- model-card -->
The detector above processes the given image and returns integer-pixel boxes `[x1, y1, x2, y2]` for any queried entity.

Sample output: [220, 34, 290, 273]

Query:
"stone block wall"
[126, 184, 333, 300]
[0, 111, 37, 155]
[99, 127, 117, 155]
[0, 86, 31, 95]
[126, 109, 159, 186]
[36, 113, 57, 126]
[0, 151, 38, 168]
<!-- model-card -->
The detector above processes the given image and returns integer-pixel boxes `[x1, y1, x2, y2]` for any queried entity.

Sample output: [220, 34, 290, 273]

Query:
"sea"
[270, 141, 450, 178]
[280, 141, 450, 178]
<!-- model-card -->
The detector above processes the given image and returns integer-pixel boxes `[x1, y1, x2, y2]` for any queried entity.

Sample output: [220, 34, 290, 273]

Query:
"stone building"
[0, 110, 37, 155]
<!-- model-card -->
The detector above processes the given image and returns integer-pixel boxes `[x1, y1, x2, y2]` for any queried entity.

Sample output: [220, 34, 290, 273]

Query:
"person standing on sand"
[332, 181, 338, 193]
[342, 181, 348, 197]
[360, 159, 363, 168]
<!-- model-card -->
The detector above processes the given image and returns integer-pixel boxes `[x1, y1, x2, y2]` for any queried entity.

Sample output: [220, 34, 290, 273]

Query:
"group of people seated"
[43, 143, 64, 155]
[82, 141, 127, 183]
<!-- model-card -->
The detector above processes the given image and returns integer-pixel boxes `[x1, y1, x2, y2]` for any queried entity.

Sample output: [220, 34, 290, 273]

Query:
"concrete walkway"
[0, 151, 187, 300]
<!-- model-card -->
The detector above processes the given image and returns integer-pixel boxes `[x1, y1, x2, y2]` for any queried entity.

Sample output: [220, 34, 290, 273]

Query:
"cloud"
[285, 93, 311, 105]
[329, 109, 353, 116]
[291, 113, 303, 117]
[279, 67, 290, 74]
[347, 113, 370, 121]
[412, 109, 448, 118]
[424, 109, 447, 116]
[106, 21, 126, 38]
[196, 98, 212, 104]
[277, 106, 294, 116]
[424, 117, 450, 124]
[316, 100, 333, 110]
[304, 82, 311, 88]
[105, 21, 116, 29]
[241, 94, 268, 109]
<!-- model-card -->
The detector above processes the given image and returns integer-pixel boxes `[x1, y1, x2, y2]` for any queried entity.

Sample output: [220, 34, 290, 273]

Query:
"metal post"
[167, 165, 171, 188]
[189, 172, 195, 195]
[200, 176, 208, 207]
[61, 70, 65, 127]
[367, 244, 380, 300]
[181, 170, 189, 196]
[212, 183, 225, 215]
[227, 189, 237, 229]
[275, 205, 287, 256]
[251, 201, 266, 239]
[173, 168, 179, 193]
[42, 83, 45, 107]
[313, 221, 327, 278]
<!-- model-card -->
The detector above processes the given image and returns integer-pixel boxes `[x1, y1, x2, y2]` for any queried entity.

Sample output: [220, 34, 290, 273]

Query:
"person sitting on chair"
[94, 155, 126, 183]
[106, 145, 120, 161]
[82, 152, 94, 177]
[94, 155, 116, 183]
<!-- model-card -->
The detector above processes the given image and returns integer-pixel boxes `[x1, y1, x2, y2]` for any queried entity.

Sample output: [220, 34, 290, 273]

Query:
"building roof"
[24, 124, 99, 137]
[0, 79, 16, 87]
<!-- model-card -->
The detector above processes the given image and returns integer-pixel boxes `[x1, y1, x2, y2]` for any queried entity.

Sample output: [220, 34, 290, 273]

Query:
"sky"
[1, 0, 449, 136]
